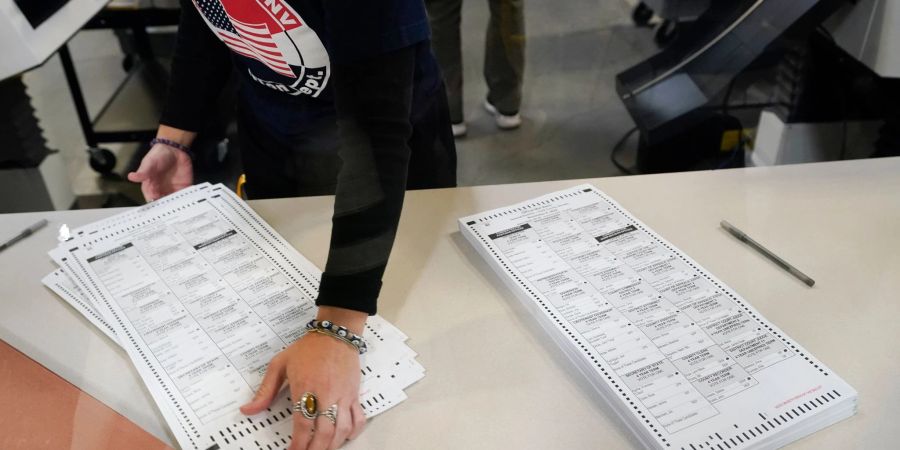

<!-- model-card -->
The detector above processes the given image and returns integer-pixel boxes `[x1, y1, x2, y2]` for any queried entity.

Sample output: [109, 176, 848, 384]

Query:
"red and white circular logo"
[193, 0, 330, 97]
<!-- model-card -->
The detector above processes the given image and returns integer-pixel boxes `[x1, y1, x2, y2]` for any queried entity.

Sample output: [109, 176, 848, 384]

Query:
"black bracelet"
[305, 319, 368, 355]
[150, 138, 194, 160]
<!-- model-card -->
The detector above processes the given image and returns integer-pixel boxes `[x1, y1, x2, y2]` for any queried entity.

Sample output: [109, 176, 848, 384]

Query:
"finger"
[328, 402, 352, 450]
[126, 171, 147, 183]
[141, 181, 159, 203]
[150, 182, 179, 201]
[347, 402, 366, 441]
[308, 407, 336, 450]
[290, 403, 315, 450]
[240, 357, 287, 415]
[129, 164, 158, 202]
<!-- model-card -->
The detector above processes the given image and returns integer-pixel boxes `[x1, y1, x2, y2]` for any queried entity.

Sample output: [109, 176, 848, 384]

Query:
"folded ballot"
[44, 183, 424, 450]
[460, 184, 856, 450]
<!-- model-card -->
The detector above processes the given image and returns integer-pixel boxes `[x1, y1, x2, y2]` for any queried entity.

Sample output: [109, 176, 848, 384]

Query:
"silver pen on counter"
[720, 220, 815, 287]
[0, 219, 48, 253]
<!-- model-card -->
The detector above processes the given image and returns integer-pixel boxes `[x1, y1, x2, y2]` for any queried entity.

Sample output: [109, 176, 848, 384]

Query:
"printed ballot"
[44, 183, 423, 450]
[460, 184, 856, 450]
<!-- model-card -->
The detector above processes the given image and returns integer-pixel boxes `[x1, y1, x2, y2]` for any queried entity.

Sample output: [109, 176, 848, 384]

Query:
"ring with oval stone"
[293, 392, 319, 420]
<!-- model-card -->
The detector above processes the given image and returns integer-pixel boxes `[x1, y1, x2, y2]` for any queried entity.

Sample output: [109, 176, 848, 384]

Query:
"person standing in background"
[426, 0, 525, 138]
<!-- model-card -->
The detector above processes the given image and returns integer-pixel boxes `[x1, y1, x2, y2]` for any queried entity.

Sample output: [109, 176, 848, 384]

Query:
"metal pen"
[0, 219, 48, 253]
[720, 220, 815, 287]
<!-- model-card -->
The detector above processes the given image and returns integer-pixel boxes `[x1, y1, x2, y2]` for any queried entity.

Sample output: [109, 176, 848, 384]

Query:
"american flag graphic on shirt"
[192, 0, 331, 100]
[195, 0, 297, 77]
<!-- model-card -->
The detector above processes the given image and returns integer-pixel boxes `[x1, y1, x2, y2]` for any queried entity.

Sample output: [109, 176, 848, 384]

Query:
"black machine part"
[635, 114, 744, 173]
[616, 0, 848, 147]
[0, 76, 51, 169]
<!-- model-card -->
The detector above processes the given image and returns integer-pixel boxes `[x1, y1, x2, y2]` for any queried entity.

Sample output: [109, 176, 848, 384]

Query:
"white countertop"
[1, 158, 898, 449]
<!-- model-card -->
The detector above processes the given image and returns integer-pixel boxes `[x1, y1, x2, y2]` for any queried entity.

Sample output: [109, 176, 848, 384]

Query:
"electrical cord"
[610, 126, 639, 175]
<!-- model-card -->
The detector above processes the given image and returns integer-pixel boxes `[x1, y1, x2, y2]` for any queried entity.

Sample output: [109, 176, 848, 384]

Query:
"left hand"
[240, 307, 368, 450]
[127, 143, 194, 201]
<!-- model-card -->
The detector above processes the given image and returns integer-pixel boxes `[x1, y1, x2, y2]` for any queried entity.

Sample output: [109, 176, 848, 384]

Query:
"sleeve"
[314, 44, 420, 315]
[158, 0, 233, 131]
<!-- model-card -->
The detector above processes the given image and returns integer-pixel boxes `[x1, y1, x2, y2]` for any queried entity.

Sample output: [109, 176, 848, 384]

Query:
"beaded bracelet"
[150, 138, 195, 160]
[305, 319, 368, 355]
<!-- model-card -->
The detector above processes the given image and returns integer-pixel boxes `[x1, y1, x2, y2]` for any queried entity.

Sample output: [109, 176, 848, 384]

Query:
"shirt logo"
[194, 0, 330, 97]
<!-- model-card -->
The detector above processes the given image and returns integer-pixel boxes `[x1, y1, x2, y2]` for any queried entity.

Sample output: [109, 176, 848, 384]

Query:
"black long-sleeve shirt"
[160, 0, 447, 315]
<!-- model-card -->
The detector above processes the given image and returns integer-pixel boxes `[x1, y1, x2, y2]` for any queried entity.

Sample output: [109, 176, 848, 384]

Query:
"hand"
[241, 313, 367, 450]
[127, 143, 193, 201]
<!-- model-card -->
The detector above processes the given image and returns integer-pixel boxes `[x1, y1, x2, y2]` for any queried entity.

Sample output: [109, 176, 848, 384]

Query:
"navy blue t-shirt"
[163, 0, 441, 138]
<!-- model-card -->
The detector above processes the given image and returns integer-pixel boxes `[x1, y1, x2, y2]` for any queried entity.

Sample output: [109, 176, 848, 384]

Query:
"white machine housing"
[0, 0, 108, 80]
[826, 0, 900, 79]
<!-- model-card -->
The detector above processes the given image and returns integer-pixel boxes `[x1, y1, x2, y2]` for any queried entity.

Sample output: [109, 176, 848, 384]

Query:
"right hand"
[241, 306, 370, 450]
[127, 143, 194, 201]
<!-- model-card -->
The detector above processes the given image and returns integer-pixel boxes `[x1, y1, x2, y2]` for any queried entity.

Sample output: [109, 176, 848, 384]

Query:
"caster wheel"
[632, 2, 654, 27]
[122, 54, 135, 72]
[88, 147, 117, 174]
[654, 20, 680, 47]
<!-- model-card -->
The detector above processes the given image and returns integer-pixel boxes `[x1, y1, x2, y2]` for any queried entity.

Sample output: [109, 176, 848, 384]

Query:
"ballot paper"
[459, 185, 857, 450]
[45, 184, 423, 450]
[43, 268, 120, 345]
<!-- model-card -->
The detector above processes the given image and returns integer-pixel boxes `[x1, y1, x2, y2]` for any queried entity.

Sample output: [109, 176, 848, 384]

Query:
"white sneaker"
[451, 122, 467, 138]
[483, 100, 522, 130]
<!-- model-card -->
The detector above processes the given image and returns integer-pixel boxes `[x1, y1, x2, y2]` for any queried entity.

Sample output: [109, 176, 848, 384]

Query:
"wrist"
[305, 318, 368, 354]
[303, 330, 359, 355]
[155, 124, 196, 148]
[151, 138, 194, 161]
[316, 306, 367, 335]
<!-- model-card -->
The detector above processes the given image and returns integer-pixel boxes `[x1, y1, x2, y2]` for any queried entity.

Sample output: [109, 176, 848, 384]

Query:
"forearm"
[315, 45, 418, 315]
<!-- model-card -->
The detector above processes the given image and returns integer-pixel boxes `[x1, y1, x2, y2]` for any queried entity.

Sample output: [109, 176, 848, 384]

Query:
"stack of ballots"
[459, 184, 857, 450]
[43, 183, 424, 450]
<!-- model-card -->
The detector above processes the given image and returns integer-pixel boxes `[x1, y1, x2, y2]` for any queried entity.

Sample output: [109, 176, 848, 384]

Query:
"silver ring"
[317, 404, 338, 425]
[293, 392, 318, 420]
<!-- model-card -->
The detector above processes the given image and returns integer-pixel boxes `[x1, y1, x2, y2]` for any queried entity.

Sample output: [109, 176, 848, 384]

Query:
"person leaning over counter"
[127, 0, 457, 448]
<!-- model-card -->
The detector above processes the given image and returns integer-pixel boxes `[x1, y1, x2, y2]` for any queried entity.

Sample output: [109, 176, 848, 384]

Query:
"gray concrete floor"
[21, 0, 659, 206]
[453, 0, 656, 185]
